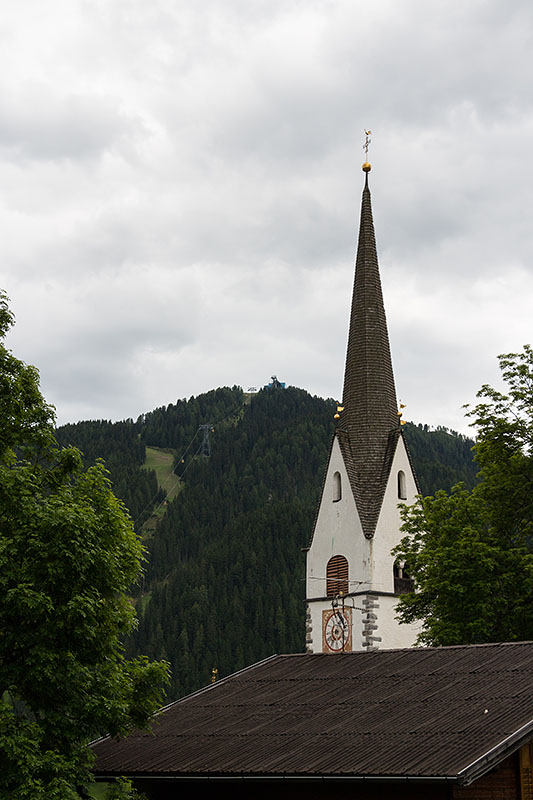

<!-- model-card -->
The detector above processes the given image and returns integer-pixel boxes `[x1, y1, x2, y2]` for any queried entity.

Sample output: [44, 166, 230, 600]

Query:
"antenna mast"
[198, 424, 213, 458]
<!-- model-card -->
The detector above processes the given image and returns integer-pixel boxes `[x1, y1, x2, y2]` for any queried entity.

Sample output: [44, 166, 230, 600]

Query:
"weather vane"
[362, 130, 372, 173]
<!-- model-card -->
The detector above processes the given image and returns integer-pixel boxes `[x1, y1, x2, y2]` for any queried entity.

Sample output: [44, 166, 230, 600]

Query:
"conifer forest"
[56, 385, 479, 700]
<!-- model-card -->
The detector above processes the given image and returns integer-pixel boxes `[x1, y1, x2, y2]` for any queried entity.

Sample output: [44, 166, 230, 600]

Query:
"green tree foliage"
[139, 386, 244, 452]
[56, 420, 164, 531]
[55, 387, 245, 532]
[104, 776, 147, 800]
[0, 292, 169, 799]
[394, 346, 533, 646]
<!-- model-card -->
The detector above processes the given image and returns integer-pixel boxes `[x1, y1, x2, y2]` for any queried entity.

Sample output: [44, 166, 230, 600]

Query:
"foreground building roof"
[93, 641, 533, 786]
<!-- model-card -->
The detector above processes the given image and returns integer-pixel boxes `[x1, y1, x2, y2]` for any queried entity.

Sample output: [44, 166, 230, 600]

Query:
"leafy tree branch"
[394, 345, 533, 646]
[0, 291, 169, 799]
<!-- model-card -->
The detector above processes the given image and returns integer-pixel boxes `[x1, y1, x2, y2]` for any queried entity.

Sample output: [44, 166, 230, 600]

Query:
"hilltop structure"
[305, 162, 420, 653]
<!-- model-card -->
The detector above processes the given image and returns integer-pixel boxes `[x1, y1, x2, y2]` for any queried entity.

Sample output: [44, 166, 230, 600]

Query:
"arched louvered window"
[333, 471, 342, 502]
[326, 555, 349, 597]
[397, 470, 407, 500]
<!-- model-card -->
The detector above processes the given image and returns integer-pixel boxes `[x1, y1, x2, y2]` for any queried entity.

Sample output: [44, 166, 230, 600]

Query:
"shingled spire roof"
[337, 170, 400, 538]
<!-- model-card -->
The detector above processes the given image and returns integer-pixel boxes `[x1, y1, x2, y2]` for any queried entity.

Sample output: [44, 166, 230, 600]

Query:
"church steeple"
[337, 168, 399, 539]
[305, 152, 421, 654]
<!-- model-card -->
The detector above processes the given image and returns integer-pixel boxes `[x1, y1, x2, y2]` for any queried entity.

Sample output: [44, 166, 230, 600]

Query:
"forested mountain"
[55, 387, 244, 529]
[55, 419, 163, 530]
[139, 386, 245, 451]
[405, 421, 479, 496]
[56, 384, 478, 700]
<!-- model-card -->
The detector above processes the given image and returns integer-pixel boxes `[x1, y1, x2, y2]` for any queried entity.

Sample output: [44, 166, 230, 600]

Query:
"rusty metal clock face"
[322, 608, 352, 653]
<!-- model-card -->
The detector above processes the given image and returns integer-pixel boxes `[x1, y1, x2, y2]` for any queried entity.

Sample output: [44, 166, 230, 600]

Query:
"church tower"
[305, 159, 420, 653]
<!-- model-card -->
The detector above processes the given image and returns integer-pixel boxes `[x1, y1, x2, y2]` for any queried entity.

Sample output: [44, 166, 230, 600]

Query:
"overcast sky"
[1, 0, 531, 435]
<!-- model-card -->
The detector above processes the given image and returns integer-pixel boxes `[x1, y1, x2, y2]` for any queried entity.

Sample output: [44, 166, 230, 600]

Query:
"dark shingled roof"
[93, 641, 533, 785]
[339, 173, 401, 538]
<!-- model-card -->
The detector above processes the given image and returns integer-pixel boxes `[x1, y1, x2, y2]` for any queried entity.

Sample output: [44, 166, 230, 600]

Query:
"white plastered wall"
[306, 436, 369, 598]
[305, 433, 421, 652]
[306, 435, 369, 653]
[372, 435, 417, 593]
[370, 434, 421, 649]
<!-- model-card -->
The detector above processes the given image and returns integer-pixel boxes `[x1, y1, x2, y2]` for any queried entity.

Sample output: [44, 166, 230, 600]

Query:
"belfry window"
[326, 555, 349, 597]
[397, 470, 407, 500]
[333, 471, 342, 502]
[394, 561, 414, 596]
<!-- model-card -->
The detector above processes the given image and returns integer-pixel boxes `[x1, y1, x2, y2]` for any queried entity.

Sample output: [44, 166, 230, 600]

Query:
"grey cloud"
[1, 0, 532, 433]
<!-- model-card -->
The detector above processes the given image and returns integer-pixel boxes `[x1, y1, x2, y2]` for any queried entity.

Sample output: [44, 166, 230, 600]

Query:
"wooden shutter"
[326, 555, 349, 597]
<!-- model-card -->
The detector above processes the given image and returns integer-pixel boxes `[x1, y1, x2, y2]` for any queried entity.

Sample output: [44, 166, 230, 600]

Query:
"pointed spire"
[338, 169, 399, 538]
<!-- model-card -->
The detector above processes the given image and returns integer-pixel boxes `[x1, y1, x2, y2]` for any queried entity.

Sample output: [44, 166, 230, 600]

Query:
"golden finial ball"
[362, 162, 372, 173]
